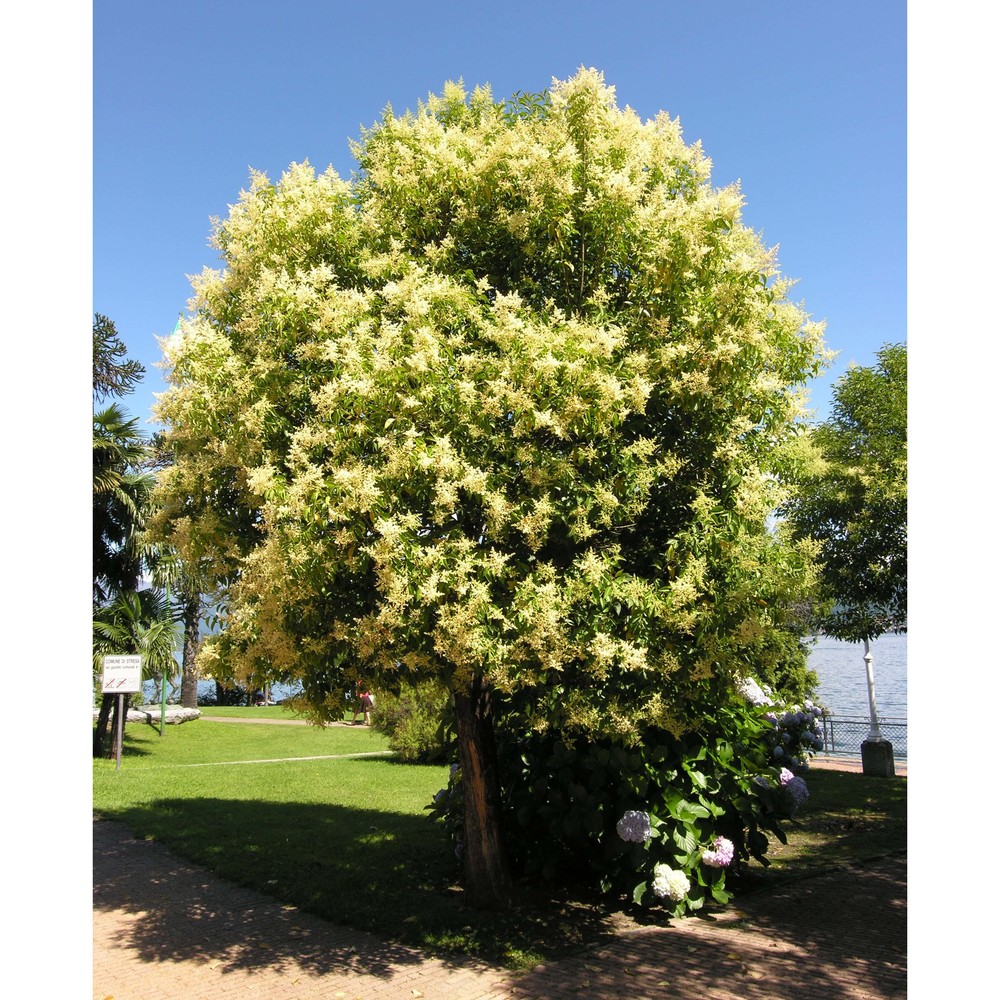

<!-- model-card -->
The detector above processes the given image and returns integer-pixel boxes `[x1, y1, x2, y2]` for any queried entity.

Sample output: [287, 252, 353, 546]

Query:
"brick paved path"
[94, 818, 904, 1000]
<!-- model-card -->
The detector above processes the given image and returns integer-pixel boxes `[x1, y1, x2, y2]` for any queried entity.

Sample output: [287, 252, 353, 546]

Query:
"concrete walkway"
[94, 819, 905, 1000]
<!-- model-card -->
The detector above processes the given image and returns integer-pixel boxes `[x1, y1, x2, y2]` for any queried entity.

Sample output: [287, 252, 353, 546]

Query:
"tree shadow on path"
[95, 806, 905, 999]
[94, 813, 518, 987]
[502, 854, 906, 1000]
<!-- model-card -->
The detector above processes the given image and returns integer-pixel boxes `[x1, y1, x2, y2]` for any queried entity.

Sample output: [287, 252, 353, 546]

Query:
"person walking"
[352, 682, 374, 725]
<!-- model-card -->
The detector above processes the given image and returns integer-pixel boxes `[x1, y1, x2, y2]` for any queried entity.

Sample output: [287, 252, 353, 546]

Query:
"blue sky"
[93, 0, 906, 430]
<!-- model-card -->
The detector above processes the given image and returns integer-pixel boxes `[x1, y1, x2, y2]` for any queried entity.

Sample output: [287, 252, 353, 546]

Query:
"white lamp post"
[864, 639, 882, 740]
[860, 637, 895, 777]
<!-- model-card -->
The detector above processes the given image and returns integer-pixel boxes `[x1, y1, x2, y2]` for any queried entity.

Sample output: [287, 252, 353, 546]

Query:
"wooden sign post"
[102, 655, 142, 770]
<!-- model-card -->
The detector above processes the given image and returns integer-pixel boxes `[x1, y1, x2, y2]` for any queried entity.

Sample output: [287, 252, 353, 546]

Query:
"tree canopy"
[781, 342, 907, 641]
[94, 312, 145, 402]
[93, 403, 157, 603]
[93, 314, 155, 602]
[155, 69, 828, 905]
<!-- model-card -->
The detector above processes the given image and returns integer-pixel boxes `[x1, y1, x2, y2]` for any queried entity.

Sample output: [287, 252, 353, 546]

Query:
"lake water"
[806, 632, 907, 719]
[142, 633, 907, 722]
[141, 677, 303, 705]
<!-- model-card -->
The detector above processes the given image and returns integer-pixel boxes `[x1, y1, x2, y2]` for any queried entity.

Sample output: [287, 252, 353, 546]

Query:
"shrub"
[197, 686, 218, 707]
[763, 701, 826, 774]
[370, 681, 452, 762]
[427, 698, 809, 916]
[737, 674, 826, 774]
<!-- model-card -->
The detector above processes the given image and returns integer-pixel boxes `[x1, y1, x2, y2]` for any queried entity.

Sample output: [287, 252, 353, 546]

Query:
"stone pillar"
[861, 737, 895, 777]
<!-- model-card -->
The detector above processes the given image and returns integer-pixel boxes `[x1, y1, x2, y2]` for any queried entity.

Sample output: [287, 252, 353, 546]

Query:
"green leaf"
[672, 827, 697, 853]
[687, 768, 708, 790]
[711, 883, 732, 904]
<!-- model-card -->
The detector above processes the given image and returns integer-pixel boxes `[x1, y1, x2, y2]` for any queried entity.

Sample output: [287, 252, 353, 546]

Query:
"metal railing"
[818, 715, 907, 758]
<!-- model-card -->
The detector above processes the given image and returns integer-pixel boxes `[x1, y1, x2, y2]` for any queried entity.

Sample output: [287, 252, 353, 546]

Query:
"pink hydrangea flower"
[701, 835, 735, 868]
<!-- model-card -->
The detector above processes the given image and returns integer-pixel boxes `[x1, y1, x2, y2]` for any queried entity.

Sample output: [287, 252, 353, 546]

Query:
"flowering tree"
[155, 70, 826, 908]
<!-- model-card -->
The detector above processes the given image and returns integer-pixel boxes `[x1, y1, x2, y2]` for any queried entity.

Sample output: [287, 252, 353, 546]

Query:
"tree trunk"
[179, 592, 202, 709]
[93, 693, 114, 758]
[453, 676, 513, 910]
[109, 694, 125, 760]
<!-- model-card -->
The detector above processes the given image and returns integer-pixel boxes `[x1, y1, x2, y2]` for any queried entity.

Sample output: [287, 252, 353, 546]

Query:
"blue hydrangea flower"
[785, 776, 809, 815]
[616, 810, 652, 843]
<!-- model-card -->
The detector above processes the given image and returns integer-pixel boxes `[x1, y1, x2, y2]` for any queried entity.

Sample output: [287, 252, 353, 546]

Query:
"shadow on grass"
[93, 768, 907, 989]
[97, 728, 158, 759]
[744, 769, 907, 880]
[96, 818, 412, 979]
[93, 797, 618, 973]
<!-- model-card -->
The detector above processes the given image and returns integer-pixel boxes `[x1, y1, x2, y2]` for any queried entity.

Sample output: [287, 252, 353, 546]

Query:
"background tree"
[781, 342, 907, 641]
[155, 71, 827, 906]
[145, 429, 261, 709]
[93, 404, 155, 603]
[94, 314, 153, 603]
[93, 314, 178, 754]
[144, 549, 210, 711]
[92, 589, 181, 756]
[94, 312, 145, 401]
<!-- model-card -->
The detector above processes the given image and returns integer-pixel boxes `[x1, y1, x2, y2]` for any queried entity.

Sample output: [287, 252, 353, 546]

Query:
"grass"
[747, 766, 907, 875]
[194, 704, 354, 721]
[93, 719, 905, 968]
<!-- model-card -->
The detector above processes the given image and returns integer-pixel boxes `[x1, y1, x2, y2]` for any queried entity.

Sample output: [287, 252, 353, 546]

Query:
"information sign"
[102, 655, 142, 694]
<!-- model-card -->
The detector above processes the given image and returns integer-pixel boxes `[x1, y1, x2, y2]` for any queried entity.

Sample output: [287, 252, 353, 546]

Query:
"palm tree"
[146, 552, 211, 710]
[93, 590, 181, 757]
[94, 404, 157, 603]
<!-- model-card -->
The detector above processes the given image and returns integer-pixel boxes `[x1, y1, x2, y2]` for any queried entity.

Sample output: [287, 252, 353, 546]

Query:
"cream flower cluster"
[150, 68, 827, 727]
[651, 864, 690, 902]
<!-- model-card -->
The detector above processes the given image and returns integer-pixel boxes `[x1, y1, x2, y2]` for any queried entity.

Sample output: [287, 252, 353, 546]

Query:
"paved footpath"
[94, 815, 905, 1000]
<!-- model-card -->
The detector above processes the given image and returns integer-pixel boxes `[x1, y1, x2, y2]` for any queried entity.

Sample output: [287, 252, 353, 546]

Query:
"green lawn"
[195, 704, 354, 722]
[752, 766, 907, 874]
[93, 719, 905, 967]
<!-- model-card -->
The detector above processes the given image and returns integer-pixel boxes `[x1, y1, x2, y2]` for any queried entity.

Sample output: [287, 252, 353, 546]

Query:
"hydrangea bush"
[428, 697, 811, 916]
[737, 674, 825, 774]
[764, 702, 825, 774]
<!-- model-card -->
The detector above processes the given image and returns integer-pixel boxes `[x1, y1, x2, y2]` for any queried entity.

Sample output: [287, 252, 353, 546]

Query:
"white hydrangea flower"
[651, 863, 690, 902]
[737, 675, 774, 706]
